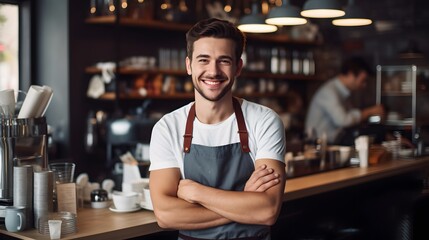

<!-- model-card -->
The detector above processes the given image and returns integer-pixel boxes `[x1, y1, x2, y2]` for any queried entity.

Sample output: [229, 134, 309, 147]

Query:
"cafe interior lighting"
[301, 0, 345, 18]
[265, 0, 308, 26]
[237, 2, 278, 33]
[332, 0, 372, 26]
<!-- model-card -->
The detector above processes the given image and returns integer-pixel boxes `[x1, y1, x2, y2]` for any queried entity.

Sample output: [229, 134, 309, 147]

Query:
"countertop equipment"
[0, 117, 48, 210]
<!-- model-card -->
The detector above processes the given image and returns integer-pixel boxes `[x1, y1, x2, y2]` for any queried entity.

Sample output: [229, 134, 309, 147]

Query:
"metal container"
[0, 117, 48, 203]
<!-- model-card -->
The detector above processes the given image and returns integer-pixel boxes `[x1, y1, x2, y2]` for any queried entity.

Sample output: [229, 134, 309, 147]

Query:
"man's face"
[350, 70, 368, 91]
[186, 37, 242, 102]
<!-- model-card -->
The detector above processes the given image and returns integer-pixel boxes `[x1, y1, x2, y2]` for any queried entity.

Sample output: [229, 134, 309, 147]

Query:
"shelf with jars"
[84, 0, 322, 106]
[85, 63, 319, 102]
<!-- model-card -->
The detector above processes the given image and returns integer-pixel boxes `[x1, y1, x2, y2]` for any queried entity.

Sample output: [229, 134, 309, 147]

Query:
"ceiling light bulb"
[266, 0, 307, 26]
[301, 0, 345, 18]
[238, 2, 278, 33]
[332, 0, 372, 27]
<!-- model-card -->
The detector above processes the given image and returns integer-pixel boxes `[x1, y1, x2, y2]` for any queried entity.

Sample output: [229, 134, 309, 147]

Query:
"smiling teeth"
[205, 81, 220, 85]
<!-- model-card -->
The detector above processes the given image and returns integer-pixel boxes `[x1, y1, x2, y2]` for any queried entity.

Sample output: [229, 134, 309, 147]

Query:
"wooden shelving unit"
[84, 16, 322, 103]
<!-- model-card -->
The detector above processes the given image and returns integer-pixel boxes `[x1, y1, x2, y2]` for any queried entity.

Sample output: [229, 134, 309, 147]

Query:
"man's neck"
[194, 94, 234, 124]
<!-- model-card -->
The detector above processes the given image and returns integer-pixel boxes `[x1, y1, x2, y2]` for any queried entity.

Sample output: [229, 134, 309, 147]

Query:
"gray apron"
[179, 98, 270, 240]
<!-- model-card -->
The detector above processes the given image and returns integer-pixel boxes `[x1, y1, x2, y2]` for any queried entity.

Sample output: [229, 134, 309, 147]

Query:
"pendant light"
[332, 0, 372, 26]
[301, 0, 345, 18]
[266, 0, 307, 26]
[238, 1, 278, 33]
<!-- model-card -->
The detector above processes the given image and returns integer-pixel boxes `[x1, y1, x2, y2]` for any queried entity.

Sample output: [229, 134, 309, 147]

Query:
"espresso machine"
[0, 117, 48, 208]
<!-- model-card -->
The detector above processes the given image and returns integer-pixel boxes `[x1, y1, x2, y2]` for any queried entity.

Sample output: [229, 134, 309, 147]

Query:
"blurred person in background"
[305, 56, 385, 145]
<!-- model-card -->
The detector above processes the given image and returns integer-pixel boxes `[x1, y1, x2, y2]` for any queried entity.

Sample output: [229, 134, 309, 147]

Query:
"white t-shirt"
[149, 99, 286, 178]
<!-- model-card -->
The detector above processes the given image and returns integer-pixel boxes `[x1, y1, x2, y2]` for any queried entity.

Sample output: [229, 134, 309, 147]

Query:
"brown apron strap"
[183, 103, 196, 153]
[183, 98, 250, 153]
[233, 97, 250, 153]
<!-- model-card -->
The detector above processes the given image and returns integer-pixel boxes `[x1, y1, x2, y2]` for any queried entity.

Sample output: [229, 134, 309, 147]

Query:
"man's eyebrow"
[195, 54, 233, 61]
[195, 54, 210, 59]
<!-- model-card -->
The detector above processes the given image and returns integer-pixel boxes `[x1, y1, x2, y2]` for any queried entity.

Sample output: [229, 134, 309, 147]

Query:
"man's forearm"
[150, 169, 231, 230]
[154, 194, 231, 230]
[190, 184, 283, 226]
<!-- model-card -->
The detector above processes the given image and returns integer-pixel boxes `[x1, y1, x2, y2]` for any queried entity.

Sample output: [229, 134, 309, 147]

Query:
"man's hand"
[244, 164, 280, 192]
[362, 104, 385, 121]
[177, 179, 199, 204]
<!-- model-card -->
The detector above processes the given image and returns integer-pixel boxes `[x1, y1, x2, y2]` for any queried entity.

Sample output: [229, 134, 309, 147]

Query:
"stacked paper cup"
[33, 171, 54, 228]
[0, 89, 15, 117]
[13, 165, 34, 230]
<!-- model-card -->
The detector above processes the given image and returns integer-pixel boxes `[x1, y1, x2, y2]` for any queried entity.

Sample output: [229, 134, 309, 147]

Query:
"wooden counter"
[2, 157, 429, 240]
[284, 156, 429, 201]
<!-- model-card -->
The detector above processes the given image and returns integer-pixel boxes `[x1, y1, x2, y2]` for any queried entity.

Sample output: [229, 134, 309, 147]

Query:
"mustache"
[200, 73, 228, 80]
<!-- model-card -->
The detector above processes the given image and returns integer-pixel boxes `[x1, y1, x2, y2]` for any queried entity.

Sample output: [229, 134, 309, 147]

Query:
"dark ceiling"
[363, 0, 429, 32]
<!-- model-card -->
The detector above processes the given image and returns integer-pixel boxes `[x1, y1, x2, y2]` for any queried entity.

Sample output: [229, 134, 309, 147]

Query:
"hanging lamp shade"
[238, 2, 278, 33]
[332, 0, 372, 26]
[301, 0, 345, 18]
[266, 0, 307, 26]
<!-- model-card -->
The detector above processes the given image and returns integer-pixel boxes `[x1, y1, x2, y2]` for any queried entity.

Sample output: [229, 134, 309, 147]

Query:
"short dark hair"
[340, 56, 372, 76]
[186, 18, 246, 64]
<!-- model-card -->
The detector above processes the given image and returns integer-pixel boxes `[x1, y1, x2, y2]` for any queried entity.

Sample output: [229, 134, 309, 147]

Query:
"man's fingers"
[254, 172, 279, 187]
[256, 178, 280, 192]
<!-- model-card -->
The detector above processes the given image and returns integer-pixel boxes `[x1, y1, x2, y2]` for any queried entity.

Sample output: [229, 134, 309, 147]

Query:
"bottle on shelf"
[279, 48, 288, 74]
[292, 50, 302, 75]
[302, 51, 315, 76]
[257, 48, 268, 72]
[270, 48, 279, 74]
[88, 0, 98, 18]
[120, 0, 128, 17]
[101, 0, 116, 16]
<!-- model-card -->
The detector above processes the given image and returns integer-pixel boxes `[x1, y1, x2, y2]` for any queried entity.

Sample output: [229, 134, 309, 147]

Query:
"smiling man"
[149, 18, 286, 240]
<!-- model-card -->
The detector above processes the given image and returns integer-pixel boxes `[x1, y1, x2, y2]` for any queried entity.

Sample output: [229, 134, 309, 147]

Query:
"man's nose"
[206, 62, 221, 76]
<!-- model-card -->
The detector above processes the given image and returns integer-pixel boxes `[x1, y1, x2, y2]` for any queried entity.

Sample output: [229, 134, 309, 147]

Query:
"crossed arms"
[149, 159, 286, 230]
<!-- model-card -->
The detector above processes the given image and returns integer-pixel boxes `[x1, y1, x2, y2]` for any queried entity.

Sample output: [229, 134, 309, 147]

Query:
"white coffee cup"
[122, 178, 149, 194]
[5, 206, 26, 232]
[112, 191, 140, 210]
[141, 186, 153, 210]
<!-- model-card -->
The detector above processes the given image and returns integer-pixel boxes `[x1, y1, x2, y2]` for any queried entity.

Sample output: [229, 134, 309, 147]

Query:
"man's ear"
[235, 58, 243, 77]
[186, 56, 192, 75]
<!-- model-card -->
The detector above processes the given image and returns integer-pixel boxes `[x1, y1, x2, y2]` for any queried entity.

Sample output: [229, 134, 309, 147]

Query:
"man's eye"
[198, 59, 209, 63]
[220, 59, 232, 65]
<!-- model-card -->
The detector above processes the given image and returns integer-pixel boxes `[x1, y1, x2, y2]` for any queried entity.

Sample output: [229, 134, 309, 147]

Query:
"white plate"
[109, 206, 141, 213]
[140, 201, 153, 211]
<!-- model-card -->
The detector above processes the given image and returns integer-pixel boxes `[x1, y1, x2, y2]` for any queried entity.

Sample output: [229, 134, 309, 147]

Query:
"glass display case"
[376, 65, 429, 155]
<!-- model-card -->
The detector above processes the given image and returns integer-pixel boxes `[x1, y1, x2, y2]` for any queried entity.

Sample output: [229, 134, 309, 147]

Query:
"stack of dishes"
[38, 212, 77, 236]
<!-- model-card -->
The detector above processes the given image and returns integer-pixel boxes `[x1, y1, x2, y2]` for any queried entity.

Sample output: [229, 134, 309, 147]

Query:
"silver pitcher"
[0, 117, 48, 203]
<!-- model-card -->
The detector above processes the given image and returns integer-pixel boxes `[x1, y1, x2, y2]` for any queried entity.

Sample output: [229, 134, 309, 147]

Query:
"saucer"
[140, 201, 153, 211]
[109, 206, 141, 213]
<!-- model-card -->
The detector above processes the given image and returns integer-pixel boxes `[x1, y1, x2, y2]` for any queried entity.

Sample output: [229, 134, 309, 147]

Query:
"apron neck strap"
[183, 97, 250, 153]
[183, 103, 195, 153]
[233, 97, 250, 153]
